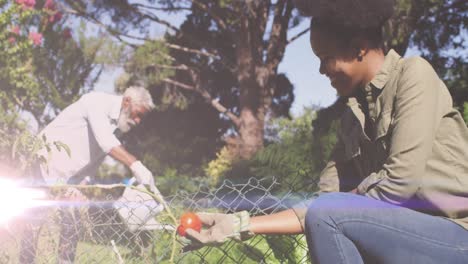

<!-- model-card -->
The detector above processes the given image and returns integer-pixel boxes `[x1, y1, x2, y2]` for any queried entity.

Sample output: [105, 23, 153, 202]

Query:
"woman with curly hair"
[184, 0, 468, 263]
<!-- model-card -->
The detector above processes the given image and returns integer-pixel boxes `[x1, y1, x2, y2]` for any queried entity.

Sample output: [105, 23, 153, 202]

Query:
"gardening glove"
[130, 161, 155, 190]
[183, 211, 253, 252]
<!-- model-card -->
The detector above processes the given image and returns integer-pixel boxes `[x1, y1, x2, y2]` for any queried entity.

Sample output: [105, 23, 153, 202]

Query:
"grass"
[0, 226, 308, 263]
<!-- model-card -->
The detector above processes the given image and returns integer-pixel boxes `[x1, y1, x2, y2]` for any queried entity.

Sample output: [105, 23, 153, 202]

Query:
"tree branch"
[61, 1, 239, 75]
[148, 64, 190, 71]
[62, 5, 223, 63]
[162, 78, 241, 126]
[165, 43, 220, 60]
[138, 11, 181, 34]
[62, 2, 180, 40]
[265, 0, 293, 68]
[162, 78, 196, 91]
[130, 3, 191, 12]
[287, 27, 309, 45]
[61, 6, 139, 48]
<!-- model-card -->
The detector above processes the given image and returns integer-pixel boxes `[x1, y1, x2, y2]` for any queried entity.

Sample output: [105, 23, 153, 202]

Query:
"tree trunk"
[233, 6, 266, 159]
[238, 107, 265, 159]
[228, 0, 291, 160]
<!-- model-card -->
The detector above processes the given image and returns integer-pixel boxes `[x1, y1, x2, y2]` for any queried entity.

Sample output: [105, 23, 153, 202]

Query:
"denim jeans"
[304, 192, 468, 264]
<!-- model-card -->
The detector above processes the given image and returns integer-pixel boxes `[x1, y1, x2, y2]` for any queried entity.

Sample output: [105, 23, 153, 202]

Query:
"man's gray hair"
[123, 86, 155, 111]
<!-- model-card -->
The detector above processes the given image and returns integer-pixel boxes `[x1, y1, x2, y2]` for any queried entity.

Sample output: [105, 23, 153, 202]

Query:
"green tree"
[157, 0, 299, 160]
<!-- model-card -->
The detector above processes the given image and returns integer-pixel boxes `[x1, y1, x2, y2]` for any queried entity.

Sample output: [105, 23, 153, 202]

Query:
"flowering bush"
[6, 0, 70, 47]
[0, 0, 73, 174]
[28, 31, 42, 45]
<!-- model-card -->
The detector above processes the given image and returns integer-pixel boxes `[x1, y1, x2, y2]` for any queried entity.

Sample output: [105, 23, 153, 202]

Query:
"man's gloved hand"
[183, 211, 253, 252]
[130, 161, 155, 190]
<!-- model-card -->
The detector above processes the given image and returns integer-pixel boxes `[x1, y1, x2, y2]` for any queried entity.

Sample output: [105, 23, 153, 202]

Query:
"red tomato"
[177, 225, 187, 236]
[177, 212, 201, 236]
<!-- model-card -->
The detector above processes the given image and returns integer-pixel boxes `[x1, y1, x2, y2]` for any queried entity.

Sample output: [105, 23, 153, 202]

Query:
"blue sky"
[277, 20, 338, 115]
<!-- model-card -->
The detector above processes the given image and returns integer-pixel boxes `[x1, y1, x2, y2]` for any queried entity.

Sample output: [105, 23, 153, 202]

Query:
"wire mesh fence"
[0, 176, 318, 263]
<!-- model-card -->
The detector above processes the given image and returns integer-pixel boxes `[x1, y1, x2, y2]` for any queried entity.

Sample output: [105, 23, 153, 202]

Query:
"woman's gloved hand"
[183, 211, 253, 252]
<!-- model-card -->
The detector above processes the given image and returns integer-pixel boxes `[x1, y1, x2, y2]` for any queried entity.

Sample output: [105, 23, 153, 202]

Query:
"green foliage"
[253, 109, 316, 181]
[0, 3, 41, 118]
[0, 2, 51, 173]
[0, 106, 68, 175]
[410, 0, 467, 109]
[265, 235, 309, 263]
[207, 107, 338, 193]
[205, 146, 235, 186]
[115, 40, 174, 93]
[131, 40, 173, 84]
[383, 0, 467, 117]
[115, 39, 191, 109]
[248, 108, 331, 193]
[175, 235, 307, 264]
[158, 169, 210, 195]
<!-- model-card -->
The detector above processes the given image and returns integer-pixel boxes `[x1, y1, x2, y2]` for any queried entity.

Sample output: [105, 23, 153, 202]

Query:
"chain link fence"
[0, 177, 318, 263]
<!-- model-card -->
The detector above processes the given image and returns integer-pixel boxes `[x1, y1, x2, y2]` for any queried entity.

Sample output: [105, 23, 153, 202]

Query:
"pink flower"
[24, 0, 35, 8]
[44, 0, 62, 24]
[29, 32, 43, 46]
[8, 37, 16, 44]
[16, 0, 35, 8]
[44, 0, 56, 10]
[11, 25, 20, 35]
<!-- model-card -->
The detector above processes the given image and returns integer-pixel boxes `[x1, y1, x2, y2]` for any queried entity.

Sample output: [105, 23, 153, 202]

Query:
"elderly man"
[20, 86, 156, 263]
[38, 86, 155, 188]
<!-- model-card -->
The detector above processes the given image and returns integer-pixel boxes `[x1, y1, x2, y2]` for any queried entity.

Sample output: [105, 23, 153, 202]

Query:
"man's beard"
[117, 106, 136, 134]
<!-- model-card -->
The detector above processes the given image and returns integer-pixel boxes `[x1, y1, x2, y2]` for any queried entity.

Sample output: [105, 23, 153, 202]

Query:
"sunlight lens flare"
[0, 179, 46, 224]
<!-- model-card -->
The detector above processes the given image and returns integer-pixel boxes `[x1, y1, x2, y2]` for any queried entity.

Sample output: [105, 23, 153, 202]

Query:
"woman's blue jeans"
[304, 192, 468, 264]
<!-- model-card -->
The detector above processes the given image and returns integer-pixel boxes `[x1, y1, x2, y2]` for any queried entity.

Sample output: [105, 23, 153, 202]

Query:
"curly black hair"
[294, 0, 395, 29]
